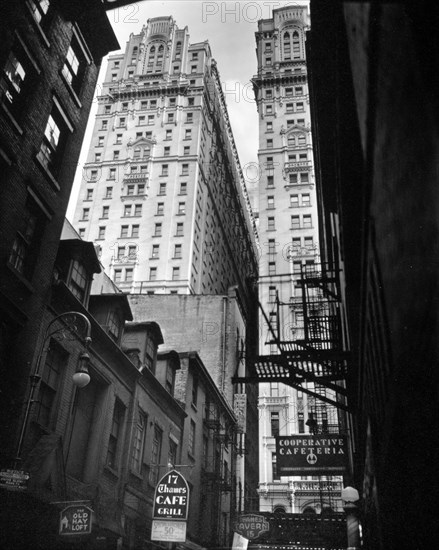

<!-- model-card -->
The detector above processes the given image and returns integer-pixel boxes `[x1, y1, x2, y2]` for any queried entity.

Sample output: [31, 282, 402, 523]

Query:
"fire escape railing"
[233, 263, 351, 411]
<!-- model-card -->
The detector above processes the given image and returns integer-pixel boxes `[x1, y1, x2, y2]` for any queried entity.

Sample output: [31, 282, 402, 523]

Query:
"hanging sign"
[276, 435, 348, 475]
[151, 470, 189, 543]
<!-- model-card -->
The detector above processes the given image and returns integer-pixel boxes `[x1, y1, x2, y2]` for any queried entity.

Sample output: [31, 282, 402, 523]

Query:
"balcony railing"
[122, 172, 148, 183]
[284, 160, 312, 173]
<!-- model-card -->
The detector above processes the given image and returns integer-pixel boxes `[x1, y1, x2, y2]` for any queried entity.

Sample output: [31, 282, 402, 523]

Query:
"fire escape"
[234, 262, 350, 412]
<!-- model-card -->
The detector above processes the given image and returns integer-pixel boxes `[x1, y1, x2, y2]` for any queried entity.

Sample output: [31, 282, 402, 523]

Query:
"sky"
[67, 0, 300, 219]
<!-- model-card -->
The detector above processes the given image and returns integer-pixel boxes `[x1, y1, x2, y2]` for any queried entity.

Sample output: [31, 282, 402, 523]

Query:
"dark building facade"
[307, 1, 439, 548]
[0, 0, 118, 468]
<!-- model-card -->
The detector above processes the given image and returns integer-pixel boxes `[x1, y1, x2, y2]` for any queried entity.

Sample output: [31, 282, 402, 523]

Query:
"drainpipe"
[221, 296, 227, 393]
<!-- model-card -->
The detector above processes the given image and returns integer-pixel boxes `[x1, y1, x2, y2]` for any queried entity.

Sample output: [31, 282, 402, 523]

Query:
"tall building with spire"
[72, 16, 258, 304]
[252, 5, 344, 514]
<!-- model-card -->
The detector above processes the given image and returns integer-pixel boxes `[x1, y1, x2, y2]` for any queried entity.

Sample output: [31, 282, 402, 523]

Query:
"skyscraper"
[252, 5, 343, 513]
[72, 16, 258, 303]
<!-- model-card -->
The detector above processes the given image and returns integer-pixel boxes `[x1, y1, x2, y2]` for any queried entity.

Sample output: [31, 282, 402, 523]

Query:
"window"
[271, 412, 280, 437]
[109, 167, 116, 180]
[121, 225, 129, 238]
[163, 146, 170, 157]
[151, 244, 159, 259]
[266, 121, 273, 132]
[154, 222, 162, 237]
[106, 399, 125, 469]
[131, 225, 139, 238]
[181, 163, 189, 175]
[132, 412, 146, 473]
[28, 0, 51, 25]
[138, 115, 145, 126]
[106, 187, 112, 198]
[268, 239, 276, 256]
[267, 139, 273, 149]
[123, 205, 132, 217]
[172, 267, 180, 281]
[134, 204, 142, 217]
[300, 172, 309, 183]
[35, 339, 67, 427]
[38, 100, 72, 177]
[266, 104, 273, 115]
[296, 102, 304, 111]
[302, 193, 311, 206]
[62, 33, 88, 95]
[168, 438, 177, 466]
[188, 420, 196, 456]
[102, 206, 109, 219]
[176, 222, 184, 236]
[268, 261, 276, 275]
[97, 136, 104, 147]
[119, 117, 126, 128]
[86, 189, 93, 200]
[303, 215, 312, 228]
[174, 244, 182, 259]
[289, 173, 298, 184]
[184, 146, 190, 156]
[94, 152, 101, 163]
[81, 208, 89, 221]
[98, 226, 105, 240]
[150, 425, 163, 484]
[147, 114, 154, 125]
[267, 217, 275, 230]
[184, 129, 192, 140]
[161, 164, 168, 176]
[188, 97, 195, 106]
[285, 87, 293, 96]
[149, 267, 157, 281]
[269, 286, 277, 303]
[304, 236, 314, 249]
[267, 175, 274, 188]
[158, 182, 166, 196]
[267, 196, 275, 209]
[178, 202, 185, 214]
[290, 194, 299, 208]
[9, 195, 47, 279]
[186, 112, 193, 123]
[266, 57, 272, 66]
[291, 215, 300, 229]
[1, 36, 39, 121]
[107, 310, 122, 341]
[293, 261, 302, 274]
[157, 202, 164, 215]
[101, 120, 108, 130]
[165, 129, 172, 140]
[68, 260, 89, 302]
[125, 268, 133, 282]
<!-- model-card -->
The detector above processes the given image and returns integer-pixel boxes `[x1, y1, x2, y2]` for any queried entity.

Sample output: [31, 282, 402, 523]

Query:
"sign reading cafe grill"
[275, 435, 348, 476]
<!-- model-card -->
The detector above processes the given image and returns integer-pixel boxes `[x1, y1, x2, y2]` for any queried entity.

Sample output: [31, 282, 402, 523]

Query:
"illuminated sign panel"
[275, 435, 348, 475]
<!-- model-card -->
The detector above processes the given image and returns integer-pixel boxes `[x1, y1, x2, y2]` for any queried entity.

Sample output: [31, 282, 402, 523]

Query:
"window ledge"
[1, 102, 24, 136]
[34, 154, 60, 191]
[6, 262, 35, 293]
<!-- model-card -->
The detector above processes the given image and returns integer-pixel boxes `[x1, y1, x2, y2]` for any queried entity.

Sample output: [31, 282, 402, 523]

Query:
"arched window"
[293, 31, 301, 58]
[283, 31, 291, 60]
[133, 147, 141, 159]
[288, 135, 295, 147]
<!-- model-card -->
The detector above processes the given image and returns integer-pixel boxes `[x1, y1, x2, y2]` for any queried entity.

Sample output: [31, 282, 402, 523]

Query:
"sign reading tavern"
[275, 435, 348, 475]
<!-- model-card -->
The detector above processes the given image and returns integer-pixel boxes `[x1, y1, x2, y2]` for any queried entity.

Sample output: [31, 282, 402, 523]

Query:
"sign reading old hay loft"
[276, 435, 348, 475]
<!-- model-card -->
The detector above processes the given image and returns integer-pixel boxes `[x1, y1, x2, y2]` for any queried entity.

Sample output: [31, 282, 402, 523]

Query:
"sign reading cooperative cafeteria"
[276, 435, 348, 476]
[151, 470, 189, 543]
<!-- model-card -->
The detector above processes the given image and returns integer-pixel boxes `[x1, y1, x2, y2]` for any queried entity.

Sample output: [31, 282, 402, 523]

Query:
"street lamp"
[341, 486, 360, 550]
[14, 311, 92, 467]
